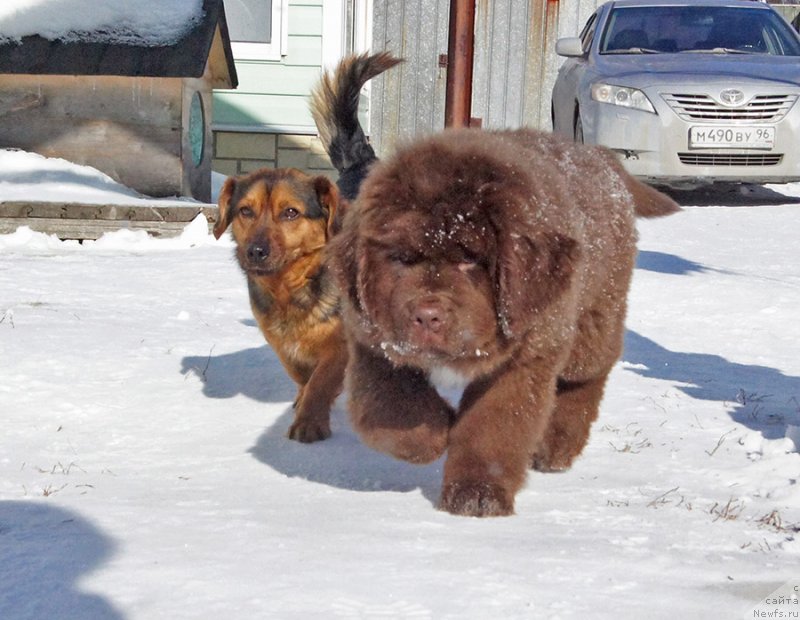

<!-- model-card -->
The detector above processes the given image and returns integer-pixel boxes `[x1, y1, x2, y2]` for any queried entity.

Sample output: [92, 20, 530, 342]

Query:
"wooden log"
[1, 201, 216, 221]
[0, 217, 206, 240]
[0, 201, 218, 240]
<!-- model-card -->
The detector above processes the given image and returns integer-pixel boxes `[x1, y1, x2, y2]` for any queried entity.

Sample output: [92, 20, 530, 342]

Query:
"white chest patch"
[428, 366, 471, 409]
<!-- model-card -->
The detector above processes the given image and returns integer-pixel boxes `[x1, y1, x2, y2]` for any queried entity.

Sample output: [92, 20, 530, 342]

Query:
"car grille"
[678, 153, 783, 166]
[663, 93, 797, 121]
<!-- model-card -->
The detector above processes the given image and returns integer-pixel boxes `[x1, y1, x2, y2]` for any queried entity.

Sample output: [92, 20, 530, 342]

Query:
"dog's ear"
[314, 176, 340, 238]
[495, 228, 580, 339]
[214, 177, 237, 240]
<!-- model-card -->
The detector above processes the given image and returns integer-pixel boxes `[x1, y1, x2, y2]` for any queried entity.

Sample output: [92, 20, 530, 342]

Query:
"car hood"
[592, 54, 800, 89]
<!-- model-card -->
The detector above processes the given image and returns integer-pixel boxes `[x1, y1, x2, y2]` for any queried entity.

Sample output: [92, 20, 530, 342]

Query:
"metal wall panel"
[371, 0, 603, 150]
[474, 0, 602, 130]
[371, 0, 450, 156]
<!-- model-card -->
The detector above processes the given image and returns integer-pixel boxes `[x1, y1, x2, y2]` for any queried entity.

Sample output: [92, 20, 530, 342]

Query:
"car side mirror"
[556, 37, 585, 57]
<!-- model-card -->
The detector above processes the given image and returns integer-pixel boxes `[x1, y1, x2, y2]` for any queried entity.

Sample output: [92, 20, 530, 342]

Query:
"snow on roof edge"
[0, 0, 206, 48]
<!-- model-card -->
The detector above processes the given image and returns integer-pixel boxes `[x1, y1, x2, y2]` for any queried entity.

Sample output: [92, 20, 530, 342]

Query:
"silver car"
[552, 0, 800, 188]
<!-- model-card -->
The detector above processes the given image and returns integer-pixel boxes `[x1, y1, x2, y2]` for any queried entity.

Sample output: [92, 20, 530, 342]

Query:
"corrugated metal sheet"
[371, 0, 602, 153]
[472, 0, 530, 128]
[371, 0, 450, 156]
[472, 0, 601, 129]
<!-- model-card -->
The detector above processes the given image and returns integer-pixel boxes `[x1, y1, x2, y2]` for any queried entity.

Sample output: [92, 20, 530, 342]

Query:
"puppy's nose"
[414, 302, 445, 334]
[247, 243, 270, 263]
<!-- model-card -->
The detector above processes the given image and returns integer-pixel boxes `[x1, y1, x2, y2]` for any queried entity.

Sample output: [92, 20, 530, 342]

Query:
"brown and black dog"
[213, 53, 399, 443]
[214, 168, 346, 442]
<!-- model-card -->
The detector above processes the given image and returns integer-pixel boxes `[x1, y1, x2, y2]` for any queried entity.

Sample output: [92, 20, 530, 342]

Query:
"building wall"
[212, 131, 335, 178]
[370, 0, 604, 157]
[369, 0, 450, 158]
[211, 0, 339, 178]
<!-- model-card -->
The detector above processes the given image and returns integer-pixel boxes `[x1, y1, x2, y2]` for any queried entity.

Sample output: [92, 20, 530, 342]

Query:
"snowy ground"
[1, 167, 799, 617]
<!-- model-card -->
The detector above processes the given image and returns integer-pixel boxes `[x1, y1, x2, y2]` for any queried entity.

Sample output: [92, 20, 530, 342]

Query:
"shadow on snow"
[180, 347, 443, 504]
[180, 326, 798, 500]
[0, 501, 122, 620]
[637, 250, 711, 276]
[623, 330, 800, 440]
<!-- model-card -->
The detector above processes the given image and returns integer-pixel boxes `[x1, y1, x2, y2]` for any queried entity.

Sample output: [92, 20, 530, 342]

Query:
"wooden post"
[444, 0, 475, 128]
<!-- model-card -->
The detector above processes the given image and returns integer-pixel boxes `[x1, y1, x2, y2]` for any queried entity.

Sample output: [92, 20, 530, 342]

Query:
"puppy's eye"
[458, 253, 485, 271]
[238, 206, 255, 219]
[281, 207, 301, 221]
[389, 251, 420, 266]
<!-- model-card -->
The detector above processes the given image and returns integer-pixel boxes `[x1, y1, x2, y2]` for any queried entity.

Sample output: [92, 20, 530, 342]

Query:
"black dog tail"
[310, 52, 402, 199]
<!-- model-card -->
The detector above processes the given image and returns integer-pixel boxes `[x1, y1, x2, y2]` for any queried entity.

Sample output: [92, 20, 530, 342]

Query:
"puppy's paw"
[287, 418, 331, 443]
[530, 445, 576, 473]
[439, 481, 514, 517]
[365, 425, 448, 464]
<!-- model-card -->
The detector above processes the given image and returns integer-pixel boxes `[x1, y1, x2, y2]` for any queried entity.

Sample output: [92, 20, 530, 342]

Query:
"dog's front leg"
[532, 372, 609, 472]
[439, 359, 557, 517]
[347, 341, 452, 464]
[288, 332, 348, 443]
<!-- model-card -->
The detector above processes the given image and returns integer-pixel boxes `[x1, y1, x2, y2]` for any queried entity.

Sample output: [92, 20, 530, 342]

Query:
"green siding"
[212, 1, 324, 132]
[214, 93, 316, 130]
[228, 64, 322, 97]
[289, 6, 323, 37]
[281, 35, 322, 66]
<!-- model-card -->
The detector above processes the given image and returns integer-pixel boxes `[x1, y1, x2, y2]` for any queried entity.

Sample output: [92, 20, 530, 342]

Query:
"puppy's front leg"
[531, 373, 608, 472]
[348, 342, 452, 464]
[440, 360, 557, 517]
[288, 332, 347, 443]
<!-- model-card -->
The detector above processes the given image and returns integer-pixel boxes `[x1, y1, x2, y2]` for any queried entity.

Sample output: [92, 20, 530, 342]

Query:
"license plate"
[689, 125, 775, 149]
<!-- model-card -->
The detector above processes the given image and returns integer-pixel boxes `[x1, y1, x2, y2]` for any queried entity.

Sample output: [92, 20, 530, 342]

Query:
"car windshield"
[599, 5, 800, 55]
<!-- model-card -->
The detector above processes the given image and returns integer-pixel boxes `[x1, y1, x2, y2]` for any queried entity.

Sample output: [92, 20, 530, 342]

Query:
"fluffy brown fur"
[326, 128, 679, 517]
[215, 168, 347, 442]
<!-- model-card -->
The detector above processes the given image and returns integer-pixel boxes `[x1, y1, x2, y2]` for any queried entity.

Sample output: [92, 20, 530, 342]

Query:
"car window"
[580, 12, 598, 53]
[599, 6, 800, 55]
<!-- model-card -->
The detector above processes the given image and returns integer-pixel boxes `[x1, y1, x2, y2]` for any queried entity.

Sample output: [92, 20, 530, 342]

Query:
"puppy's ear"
[314, 176, 340, 238]
[495, 229, 580, 339]
[214, 177, 237, 240]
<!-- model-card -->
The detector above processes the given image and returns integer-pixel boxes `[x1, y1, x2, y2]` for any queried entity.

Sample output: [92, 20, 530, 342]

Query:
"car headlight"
[591, 83, 655, 113]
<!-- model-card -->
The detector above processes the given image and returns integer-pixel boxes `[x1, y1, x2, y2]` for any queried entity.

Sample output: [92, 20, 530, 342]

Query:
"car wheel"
[574, 112, 584, 144]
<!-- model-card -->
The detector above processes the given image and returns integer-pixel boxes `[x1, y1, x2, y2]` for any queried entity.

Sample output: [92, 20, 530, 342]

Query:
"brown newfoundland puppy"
[326, 128, 678, 517]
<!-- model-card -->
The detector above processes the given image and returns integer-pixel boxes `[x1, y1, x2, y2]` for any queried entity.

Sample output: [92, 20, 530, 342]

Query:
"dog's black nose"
[247, 243, 270, 263]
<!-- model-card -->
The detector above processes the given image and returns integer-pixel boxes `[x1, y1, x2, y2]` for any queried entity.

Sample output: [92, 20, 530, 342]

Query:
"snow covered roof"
[0, 0, 237, 87]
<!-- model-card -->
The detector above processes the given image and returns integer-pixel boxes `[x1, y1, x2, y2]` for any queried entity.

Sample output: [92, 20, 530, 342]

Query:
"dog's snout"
[413, 300, 446, 334]
[247, 242, 270, 263]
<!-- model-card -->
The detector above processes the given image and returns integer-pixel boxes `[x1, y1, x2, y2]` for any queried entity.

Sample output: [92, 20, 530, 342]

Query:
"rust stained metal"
[523, 0, 562, 128]
[444, 0, 476, 128]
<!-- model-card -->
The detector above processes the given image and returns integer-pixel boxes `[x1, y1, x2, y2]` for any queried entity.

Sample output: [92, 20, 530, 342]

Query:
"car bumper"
[583, 83, 800, 187]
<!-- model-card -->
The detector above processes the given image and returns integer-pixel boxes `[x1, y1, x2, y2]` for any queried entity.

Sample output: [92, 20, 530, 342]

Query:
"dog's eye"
[281, 207, 301, 221]
[458, 252, 485, 271]
[238, 206, 255, 219]
[389, 251, 421, 266]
